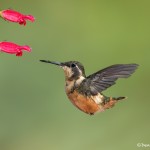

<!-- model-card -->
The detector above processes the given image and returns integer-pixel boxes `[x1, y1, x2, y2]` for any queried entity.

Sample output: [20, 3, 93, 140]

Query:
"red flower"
[0, 41, 31, 56]
[0, 9, 35, 25]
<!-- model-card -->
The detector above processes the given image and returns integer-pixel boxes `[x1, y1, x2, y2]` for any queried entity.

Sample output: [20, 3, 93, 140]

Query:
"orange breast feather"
[67, 90, 102, 114]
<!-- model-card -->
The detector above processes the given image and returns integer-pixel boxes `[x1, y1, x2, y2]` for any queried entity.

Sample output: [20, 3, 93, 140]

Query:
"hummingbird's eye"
[71, 63, 76, 68]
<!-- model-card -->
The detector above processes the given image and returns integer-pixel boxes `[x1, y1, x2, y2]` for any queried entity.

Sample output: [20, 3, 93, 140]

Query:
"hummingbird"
[40, 60, 138, 115]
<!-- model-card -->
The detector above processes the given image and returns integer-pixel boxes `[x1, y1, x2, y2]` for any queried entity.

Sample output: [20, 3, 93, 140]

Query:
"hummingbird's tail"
[103, 96, 126, 109]
[104, 96, 126, 102]
[112, 96, 126, 101]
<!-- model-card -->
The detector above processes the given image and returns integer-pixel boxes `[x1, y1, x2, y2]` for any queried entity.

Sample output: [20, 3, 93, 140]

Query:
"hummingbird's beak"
[40, 60, 62, 66]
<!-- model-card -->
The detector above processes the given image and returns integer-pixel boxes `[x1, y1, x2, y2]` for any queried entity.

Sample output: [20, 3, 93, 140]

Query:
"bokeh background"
[0, 0, 149, 150]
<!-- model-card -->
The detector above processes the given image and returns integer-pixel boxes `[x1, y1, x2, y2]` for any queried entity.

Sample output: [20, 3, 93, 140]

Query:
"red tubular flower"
[0, 9, 35, 25]
[0, 41, 31, 56]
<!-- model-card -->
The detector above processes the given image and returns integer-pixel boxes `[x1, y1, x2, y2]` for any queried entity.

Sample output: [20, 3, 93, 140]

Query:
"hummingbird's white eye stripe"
[76, 65, 82, 75]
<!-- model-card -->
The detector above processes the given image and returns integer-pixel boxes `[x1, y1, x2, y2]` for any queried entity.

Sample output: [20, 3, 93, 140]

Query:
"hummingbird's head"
[40, 60, 86, 80]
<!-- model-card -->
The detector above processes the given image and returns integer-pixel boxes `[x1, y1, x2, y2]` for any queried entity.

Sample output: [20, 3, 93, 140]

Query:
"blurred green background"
[0, 0, 149, 150]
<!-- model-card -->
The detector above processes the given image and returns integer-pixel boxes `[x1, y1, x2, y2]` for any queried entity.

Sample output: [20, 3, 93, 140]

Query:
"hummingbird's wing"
[78, 64, 138, 95]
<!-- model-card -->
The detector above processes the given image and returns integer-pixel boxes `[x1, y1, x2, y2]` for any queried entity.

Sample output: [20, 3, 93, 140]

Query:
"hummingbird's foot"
[89, 112, 94, 115]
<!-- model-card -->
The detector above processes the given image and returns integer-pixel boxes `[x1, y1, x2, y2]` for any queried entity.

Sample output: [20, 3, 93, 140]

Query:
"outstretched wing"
[78, 64, 138, 95]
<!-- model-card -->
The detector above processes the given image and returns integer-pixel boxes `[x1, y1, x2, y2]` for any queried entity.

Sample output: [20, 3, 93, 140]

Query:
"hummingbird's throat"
[63, 65, 83, 80]
[62, 66, 74, 80]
